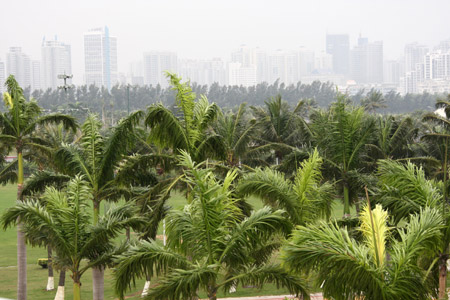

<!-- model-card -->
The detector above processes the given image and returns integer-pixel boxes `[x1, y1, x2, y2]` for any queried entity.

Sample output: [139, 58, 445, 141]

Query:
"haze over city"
[1, 0, 449, 92]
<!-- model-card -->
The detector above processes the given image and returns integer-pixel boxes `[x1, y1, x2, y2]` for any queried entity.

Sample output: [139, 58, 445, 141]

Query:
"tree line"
[4, 80, 442, 119]
[1, 73, 450, 300]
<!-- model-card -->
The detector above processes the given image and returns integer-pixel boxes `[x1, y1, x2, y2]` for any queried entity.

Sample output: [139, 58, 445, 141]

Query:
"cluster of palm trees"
[1, 72, 450, 300]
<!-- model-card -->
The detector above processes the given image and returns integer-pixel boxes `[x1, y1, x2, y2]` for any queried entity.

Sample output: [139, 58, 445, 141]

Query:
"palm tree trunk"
[141, 274, 151, 297]
[54, 270, 65, 300]
[92, 267, 104, 300]
[207, 286, 217, 300]
[47, 246, 54, 291]
[73, 281, 81, 300]
[126, 227, 130, 241]
[17, 151, 27, 300]
[343, 183, 351, 218]
[439, 255, 448, 300]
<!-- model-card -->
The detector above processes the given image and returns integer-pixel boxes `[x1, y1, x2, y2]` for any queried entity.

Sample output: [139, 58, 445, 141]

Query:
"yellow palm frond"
[359, 204, 390, 268]
[3, 92, 13, 108]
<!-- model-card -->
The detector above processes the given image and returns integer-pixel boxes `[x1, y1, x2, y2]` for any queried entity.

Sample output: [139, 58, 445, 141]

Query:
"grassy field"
[0, 184, 351, 300]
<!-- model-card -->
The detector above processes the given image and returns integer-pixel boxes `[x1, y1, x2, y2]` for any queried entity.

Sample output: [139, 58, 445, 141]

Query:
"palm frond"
[21, 171, 70, 196]
[114, 240, 192, 299]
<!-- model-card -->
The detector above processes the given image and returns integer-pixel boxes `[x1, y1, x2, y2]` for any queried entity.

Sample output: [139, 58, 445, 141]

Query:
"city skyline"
[1, 0, 449, 85]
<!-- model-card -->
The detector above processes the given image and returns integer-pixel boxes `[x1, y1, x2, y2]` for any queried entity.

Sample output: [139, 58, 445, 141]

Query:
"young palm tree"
[237, 149, 333, 225]
[376, 159, 449, 299]
[0, 75, 77, 300]
[114, 151, 309, 300]
[1, 176, 142, 300]
[311, 95, 375, 217]
[282, 204, 443, 300]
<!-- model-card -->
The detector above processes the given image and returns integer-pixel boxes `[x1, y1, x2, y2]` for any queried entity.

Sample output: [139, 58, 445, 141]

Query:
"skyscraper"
[41, 39, 72, 90]
[0, 60, 5, 94]
[143, 51, 177, 87]
[350, 37, 383, 84]
[6, 47, 31, 88]
[326, 34, 350, 76]
[84, 26, 118, 89]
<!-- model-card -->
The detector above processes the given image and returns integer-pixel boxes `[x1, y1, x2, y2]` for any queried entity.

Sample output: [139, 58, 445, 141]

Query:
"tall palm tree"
[145, 73, 221, 162]
[0, 75, 77, 300]
[375, 159, 450, 299]
[114, 151, 309, 300]
[1, 176, 143, 300]
[282, 204, 443, 300]
[360, 89, 386, 113]
[237, 149, 333, 225]
[311, 95, 375, 217]
[22, 112, 143, 300]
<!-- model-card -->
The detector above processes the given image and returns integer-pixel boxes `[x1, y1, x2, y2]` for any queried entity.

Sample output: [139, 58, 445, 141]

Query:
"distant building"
[227, 62, 257, 86]
[424, 50, 450, 80]
[326, 34, 350, 76]
[0, 60, 5, 94]
[179, 58, 226, 86]
[143, 51, 177, 88]
[350, 37, 383, 84]
[31, 60, 42, 91]
[128, 60, 144, 85]
[84, 26, 118, 89]
[41, 39, 72, 90]
[384, 59, 404, 85]
[6, 47, 31, 88]
[404, 42, 428, 74]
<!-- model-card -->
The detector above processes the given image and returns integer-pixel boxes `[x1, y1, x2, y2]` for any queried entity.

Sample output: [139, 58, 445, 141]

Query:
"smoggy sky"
[1, 0, 449, 84]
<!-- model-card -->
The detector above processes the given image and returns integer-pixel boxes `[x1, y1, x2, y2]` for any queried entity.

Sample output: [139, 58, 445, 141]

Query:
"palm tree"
[1, 176, 142, 300]
[0, 75, 77, 300]
[250, 95, 311, 165]
[375, 159, 450, 299]
[145, 73, 221, 162]
[114, 151, 309, 300]
[311, 95, 375, 217]
[237, 149, 333, 225]
[282, 204, 443, 300]
[360, 89, 386, 113]
[22, 112, 143, 300]
[212, 103, 258, 167]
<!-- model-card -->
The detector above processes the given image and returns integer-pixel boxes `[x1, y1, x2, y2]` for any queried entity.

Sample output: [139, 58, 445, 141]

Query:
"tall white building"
[404, 43, 429, 74]
[143, 51, 177, 88]
[41, 39, 72, 90]
[384, 59, 404, 84]
[424, 50, 450, 80]
[179, 58, 226, 86]
[84, 26, 118, 90]
[6, 47, 31, 88]
[31, 60, 42, 91]
[0, 60, 5, 94]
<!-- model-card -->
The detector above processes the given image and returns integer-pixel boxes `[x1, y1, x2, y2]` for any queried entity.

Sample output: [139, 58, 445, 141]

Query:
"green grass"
[0, 184, 354, 299]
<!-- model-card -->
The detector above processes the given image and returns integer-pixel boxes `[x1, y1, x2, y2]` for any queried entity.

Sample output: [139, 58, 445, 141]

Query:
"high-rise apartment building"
[424, 50, 450, 80]
[383, 59, 404, 84]
[350, 37, 383, 84]
[326, 34, 350, 76]
[143, 51, 177, 88]
[84, 26, 118, 89]
[41, 39, 72, 90]
[6, 47, 31, 88]
[0, 60, 5, 94]
[404, 43, 429, 74]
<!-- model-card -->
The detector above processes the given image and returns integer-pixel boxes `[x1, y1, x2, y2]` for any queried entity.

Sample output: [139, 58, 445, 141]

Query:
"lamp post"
[127, 84, 130, 116]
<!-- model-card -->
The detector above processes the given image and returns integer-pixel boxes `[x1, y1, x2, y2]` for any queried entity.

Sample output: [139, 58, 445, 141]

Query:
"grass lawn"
[0, 184, 352, 299]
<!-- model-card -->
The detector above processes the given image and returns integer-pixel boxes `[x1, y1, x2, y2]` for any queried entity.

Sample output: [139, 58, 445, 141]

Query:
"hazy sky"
[1, 0, 449, 84]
